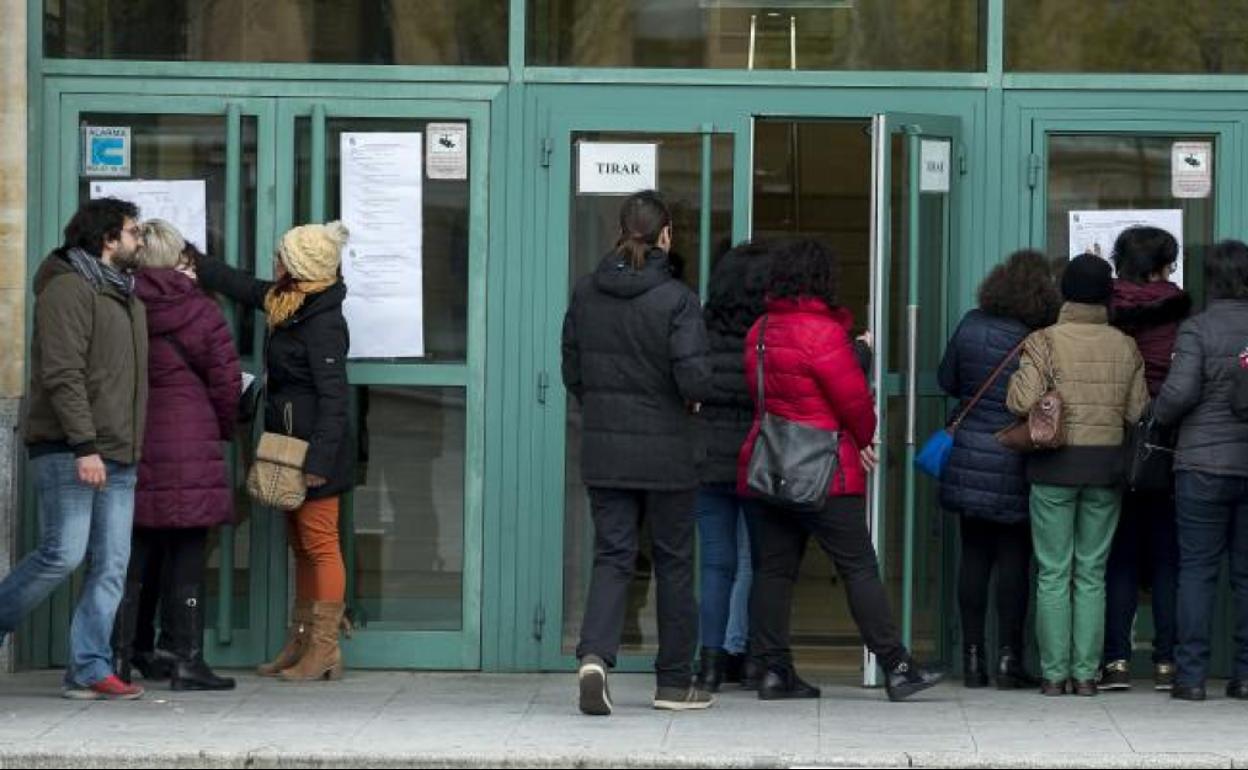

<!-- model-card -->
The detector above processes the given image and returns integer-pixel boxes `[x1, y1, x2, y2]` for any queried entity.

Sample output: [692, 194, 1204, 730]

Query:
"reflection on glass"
[77, 112, 260, 356]
[1046, 135, 1216, 304]
[350, 386, 465, 630]
[562, 131, 733, 656]
[1007, 1, 1248, 73]
[529, 0, 984, 71]
[296, 117, 470, 362]
[46, 0, 507, 64]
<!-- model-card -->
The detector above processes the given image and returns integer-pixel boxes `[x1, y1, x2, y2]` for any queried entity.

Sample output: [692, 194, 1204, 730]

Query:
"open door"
[866, 112, 961, 685]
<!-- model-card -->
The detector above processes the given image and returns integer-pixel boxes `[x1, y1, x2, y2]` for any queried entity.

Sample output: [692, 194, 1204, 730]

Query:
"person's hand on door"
[859, 444, 879, 473]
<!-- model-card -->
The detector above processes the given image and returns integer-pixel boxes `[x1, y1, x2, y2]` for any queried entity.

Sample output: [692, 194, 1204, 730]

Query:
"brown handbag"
[245, 402, 309, 512]
[996, 331, 1065, 453]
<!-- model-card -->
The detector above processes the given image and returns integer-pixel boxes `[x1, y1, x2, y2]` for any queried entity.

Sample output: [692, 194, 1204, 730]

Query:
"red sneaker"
[62, 674, 145, 700]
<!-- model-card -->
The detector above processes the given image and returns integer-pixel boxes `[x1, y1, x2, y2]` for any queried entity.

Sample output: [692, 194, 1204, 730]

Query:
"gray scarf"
[65, 247, 135, 297]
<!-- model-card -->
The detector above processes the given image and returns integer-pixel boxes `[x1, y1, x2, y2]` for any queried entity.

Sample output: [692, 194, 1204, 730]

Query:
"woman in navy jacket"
[938, 250, 1060, 688]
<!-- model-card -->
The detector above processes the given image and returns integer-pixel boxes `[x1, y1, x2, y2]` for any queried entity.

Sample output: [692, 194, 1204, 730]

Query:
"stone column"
[0, 0, 27, 674]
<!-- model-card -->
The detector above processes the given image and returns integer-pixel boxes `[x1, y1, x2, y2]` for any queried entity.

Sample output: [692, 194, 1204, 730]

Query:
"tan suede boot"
[257, 600, 312, 677]
[278, 601, 344, 682]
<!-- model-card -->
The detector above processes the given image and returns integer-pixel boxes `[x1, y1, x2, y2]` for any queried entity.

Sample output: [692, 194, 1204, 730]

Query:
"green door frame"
[529, 84, 976, 675]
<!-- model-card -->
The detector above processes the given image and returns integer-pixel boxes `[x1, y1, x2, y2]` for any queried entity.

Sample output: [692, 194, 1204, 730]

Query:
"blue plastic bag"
[915, 428, 954, 479]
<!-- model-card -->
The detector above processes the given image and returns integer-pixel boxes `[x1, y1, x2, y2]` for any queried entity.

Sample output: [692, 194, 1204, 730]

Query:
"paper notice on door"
[339, 132, 425, 359]
[919, 139, 951, 193]
[1172, 141, 1212, 199]
[1069, 209, 1185, 288]
[577, 142, 658, 195]
[90, 179, 208, 257]
[426, 123, 468, 180]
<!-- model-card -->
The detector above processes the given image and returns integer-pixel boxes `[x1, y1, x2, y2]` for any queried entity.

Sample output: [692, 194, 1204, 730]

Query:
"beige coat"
[1008, 302, 1148, 449]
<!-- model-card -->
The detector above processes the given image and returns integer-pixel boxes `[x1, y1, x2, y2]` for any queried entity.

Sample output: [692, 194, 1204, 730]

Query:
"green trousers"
[1030, 484, 1122, 683]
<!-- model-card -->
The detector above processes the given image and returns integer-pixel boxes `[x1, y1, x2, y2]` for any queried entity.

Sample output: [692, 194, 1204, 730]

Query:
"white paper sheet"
[340, 132, 425, 359]
[90, 179, 208, 256]
[1068, 209, 1185, 288]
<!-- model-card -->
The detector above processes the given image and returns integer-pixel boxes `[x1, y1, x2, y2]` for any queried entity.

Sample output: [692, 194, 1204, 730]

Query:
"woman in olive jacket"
[196, 222, 352, 683]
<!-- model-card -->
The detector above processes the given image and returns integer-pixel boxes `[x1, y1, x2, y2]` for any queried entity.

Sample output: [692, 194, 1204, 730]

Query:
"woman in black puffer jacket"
[561, 190, 714, 715]
[938, 249, 1060, 688]
[694, 241, 771, 691]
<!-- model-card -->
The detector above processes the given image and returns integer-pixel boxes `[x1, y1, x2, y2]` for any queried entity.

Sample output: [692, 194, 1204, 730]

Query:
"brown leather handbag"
[996, 331, 1065, 453]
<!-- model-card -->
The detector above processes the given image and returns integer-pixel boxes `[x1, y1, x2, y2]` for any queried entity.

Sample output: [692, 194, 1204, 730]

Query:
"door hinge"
[958, 142, 968, 176]
[532, 603, 546, 641]
[1026, 152, 1042, 190]
[537, 371, 550, 405]
[540, 137, 553, 168]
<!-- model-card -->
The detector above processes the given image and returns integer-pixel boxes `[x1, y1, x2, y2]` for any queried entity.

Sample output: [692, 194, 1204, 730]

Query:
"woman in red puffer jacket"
[736, 239, 942, 702]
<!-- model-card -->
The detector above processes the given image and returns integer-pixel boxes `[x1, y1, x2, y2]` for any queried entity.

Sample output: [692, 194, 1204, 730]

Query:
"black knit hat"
[1062, 253, 1114, 304]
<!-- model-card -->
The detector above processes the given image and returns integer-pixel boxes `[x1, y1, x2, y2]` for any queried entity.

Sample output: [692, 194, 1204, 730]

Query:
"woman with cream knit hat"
[196, 221, 353, 682]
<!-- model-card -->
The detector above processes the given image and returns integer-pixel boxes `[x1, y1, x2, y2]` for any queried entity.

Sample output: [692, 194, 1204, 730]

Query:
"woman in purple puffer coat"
[111, 219, 240, 692]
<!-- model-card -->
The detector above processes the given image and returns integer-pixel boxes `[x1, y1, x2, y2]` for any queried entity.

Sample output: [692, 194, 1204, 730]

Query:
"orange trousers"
[287, 496, 346, 602]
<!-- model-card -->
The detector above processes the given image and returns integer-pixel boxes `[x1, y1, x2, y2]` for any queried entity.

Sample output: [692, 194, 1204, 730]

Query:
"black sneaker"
[1226, 680, 1248, 700]
[1154, 662, 1175, 691]
[1171, 684, 1206, 702]
[1098, 659, 1131, 691]
[884, 658, 943, 702]
[577, 655, 612, 716]
[653, 685, 714, 711]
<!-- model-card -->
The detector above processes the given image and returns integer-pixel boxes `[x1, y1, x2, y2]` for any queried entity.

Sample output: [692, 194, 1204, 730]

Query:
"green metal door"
[27, 91, 489, 671]
[274, 98, 489, 669]
[531, 84, 968, 681]
[1020, 106, 1245, 677]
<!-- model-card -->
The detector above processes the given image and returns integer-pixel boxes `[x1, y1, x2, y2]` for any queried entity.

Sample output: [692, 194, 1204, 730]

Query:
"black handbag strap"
[754, 316, 768, 418]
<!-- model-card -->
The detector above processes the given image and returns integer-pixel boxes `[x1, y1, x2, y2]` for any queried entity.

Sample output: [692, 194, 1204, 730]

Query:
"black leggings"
[957, 516, 1032, 651]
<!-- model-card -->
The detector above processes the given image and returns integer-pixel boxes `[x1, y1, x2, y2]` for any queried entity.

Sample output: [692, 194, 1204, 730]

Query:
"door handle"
[906, 304, 919, 445]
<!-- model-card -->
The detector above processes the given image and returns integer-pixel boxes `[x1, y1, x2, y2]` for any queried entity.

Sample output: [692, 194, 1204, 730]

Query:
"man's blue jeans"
[696, 484, 752, 653]
[1174, 471, 1248, 687]
[0, 453, 137, 686]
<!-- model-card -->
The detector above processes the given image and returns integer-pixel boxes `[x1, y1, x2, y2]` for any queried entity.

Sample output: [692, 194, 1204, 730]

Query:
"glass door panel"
[868, 113, 959, 685]
[281, 99, 487, 669]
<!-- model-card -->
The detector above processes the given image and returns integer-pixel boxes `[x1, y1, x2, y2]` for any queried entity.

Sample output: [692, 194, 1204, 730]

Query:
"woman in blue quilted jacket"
[938, 250, 1060, 689]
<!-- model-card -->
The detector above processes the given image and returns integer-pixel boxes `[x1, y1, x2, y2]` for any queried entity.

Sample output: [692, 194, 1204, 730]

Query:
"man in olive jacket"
[0, 198, 149, 700]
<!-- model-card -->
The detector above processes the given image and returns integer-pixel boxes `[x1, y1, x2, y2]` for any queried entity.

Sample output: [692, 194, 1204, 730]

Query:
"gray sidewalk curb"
[1, 749, 1245, 768]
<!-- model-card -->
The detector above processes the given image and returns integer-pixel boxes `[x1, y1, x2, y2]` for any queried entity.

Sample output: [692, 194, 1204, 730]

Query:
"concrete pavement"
[1, 670, 1247, 768]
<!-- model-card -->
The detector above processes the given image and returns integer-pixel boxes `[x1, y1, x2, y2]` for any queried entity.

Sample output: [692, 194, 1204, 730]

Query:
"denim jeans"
[0, 453, 137, 686]
[1103, 490, 1178, 665]
[695, 485, 752, 653]
[1174, 471, 1248, 687]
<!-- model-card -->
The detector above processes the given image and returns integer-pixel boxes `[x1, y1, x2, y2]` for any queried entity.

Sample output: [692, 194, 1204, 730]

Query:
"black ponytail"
[614, 190, 671, 270]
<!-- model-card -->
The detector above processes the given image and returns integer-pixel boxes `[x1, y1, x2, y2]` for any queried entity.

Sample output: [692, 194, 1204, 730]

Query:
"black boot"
[740, 654, 765, 691]
[723, 652, 746, 685]
[963, 644, 988, 688]
[758, 666, 821, 700]
[696, 647, 727, 693]
[111, 579, 143, 684]
[168, 584, 235, 691]
[885, 657, 943, 702]
[131, 649, 176, 681]
[996, 646, 1039, 690]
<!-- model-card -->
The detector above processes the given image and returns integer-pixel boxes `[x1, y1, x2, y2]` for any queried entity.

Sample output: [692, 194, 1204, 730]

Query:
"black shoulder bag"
[744, 316, 842, 513]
